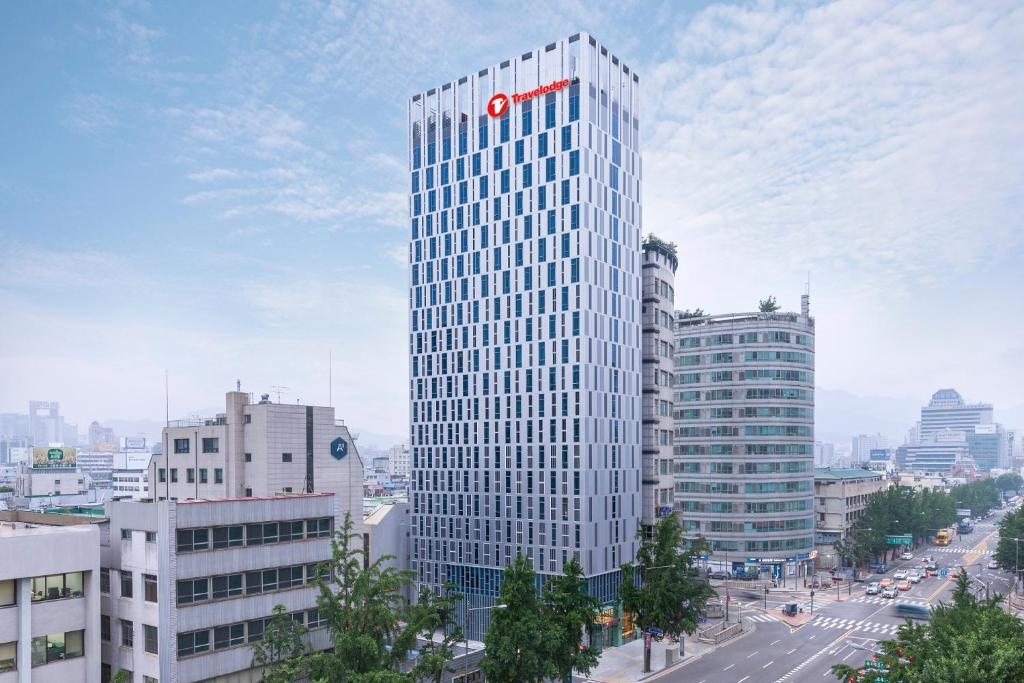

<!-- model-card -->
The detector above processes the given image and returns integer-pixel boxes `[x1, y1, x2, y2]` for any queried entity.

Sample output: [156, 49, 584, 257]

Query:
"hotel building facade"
[408, 33, 643, 635]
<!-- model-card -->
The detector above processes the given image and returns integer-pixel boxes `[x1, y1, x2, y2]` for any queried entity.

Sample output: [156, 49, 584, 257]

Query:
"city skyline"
[2, 0, 1022, 440]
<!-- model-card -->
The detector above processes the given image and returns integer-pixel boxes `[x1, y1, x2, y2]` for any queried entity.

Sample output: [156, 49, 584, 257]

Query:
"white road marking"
[763, 661, 775, 668]
[771, 639, 781, 645]
[738, 677, 750, 683]
[746, 650, 759, 658]
[786, 648, 797, 655]
[724, 664, 735, 671]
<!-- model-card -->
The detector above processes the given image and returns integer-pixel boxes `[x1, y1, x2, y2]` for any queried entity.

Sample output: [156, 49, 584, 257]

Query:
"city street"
[638, 511, 1012, 683]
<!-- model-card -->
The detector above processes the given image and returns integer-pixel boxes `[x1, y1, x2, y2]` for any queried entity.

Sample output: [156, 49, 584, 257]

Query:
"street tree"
[481, 553, 553, 683]
[995, 507, 1024, 574]
[997, 472, 1023, 494]
[405, 586, 464, 683]
[544, 556, 601, 683]
[620, 516, 715, 657]
[252, 604, 309, 683]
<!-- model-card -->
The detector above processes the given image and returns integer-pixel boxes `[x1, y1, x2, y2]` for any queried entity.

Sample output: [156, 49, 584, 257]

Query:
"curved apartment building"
[641, 235, 677, 533]
[673, 297, 815, 581]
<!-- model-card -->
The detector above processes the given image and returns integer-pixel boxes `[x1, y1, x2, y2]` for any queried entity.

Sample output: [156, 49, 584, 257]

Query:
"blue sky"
[1, 0, 1022, 445]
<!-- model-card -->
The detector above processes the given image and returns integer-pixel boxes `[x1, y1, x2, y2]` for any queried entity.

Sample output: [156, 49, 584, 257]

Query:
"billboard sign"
[956, 508, 971, 518]
[124, 437, 147, 450]
[32, 447, 76, 468]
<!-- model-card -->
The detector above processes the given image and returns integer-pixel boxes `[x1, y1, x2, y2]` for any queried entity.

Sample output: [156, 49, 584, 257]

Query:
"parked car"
[893, 570, 908, 580]
[880, 578, 894, 588]
[866, 582, 881, 595]
[900, 551, 914, 560]
[882, 586, 898, 599]
[710, 571, 732, 580]
[988, 560, 1000, 570]
[897, 580, 911, 591]
[893, 603, 931, 619]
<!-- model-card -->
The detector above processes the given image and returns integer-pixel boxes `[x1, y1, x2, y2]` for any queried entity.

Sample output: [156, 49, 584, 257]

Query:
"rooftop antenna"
[236, 379, 241, 392]
[271, 385, 289, 403]
[164, 369, 169, 428]
[329, 349, 333, 408]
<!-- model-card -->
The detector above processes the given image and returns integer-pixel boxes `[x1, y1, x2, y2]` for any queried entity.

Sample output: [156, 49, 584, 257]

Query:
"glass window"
[0, 579, 14, 607]
[282, 452, 292, 462]
[144, 574, 157, 603]
[120, 571, 133, 598]
[100, 569, 110, 594]
[247, 619, 265, 643]
[187, 468, 195, 483]
[212, 574, 242, 600]
[201, 437, 219, 453]
[214, 623, 245, 650]
[144, 625, 158, 654]
[214, 468, 224, 484]
[212, 525, 243, 549]
[121, 620, 134, 647]
[101, 615, 111, 641]
[0, 641, 14, 673]
[65, 630, 83, 659]
[145, 531, 157, 543]
[31, 572, 84, 601]
[177, 630, 210, 657]
[174, 438, 190, 454]
[121, 528, 132, 540]
[199, 468, 208, 484]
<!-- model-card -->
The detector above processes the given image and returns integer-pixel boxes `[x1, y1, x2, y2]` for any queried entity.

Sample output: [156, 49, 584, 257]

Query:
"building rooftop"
[814, 467, 883, 481]
[0, 520, 97, 538]
[177, 492, 334, 504]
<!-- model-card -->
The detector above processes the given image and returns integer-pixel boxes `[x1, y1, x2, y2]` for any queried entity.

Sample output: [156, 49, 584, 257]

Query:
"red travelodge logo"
[487, 78, 571, 117]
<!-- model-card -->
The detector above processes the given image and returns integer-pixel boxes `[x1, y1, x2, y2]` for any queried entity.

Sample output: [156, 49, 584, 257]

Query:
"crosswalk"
[852, 596, 930, 606]
[811, 616, 902, 636]
[930, 546, 993, 555]
[747, 613, 780, 623]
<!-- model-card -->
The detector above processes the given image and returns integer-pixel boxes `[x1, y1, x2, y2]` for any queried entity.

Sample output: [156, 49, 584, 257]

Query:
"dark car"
[893, 603, 931, 620]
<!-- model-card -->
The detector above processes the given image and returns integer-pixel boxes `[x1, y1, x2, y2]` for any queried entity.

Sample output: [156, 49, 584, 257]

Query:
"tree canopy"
[758, 295, 780, 312]
[996, 472, 1023, 493]
[995, 506, 1024, 573]
[620, 515, 715, 641]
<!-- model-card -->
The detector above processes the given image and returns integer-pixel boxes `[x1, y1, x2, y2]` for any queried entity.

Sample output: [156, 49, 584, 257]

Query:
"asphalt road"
[651, 507, 1016, 683]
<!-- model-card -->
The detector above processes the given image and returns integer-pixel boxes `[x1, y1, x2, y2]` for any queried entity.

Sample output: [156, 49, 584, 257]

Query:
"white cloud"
[61, 94, 118, 134]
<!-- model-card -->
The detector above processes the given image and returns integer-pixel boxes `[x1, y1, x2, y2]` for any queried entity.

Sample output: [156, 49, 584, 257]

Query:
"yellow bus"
[935, 529, 951, 545]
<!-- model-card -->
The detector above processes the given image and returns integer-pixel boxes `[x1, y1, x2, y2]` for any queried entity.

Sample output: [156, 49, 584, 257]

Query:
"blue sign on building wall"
[330, 437, 348, 460]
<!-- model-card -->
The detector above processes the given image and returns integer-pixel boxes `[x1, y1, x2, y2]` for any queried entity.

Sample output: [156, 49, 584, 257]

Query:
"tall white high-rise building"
[408, 33, 642, 636]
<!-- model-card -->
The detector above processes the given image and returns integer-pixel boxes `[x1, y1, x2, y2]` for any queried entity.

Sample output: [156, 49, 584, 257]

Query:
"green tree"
[997, 472, 1023, 493]
[253, 604, 309, 683]
[758, 295, 779, 312]
[620, 516, 715, 655]
[678, 308, 705, 319]
[544, 556, 600, 683]
[995, 507, 1024, 573]
[405, 586, 464, 683]
[831, 570, 1024, 682]
[481, 553, 553, 683]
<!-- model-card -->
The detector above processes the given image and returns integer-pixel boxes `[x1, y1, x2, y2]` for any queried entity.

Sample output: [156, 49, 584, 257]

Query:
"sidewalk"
[585, 624, 755, 683]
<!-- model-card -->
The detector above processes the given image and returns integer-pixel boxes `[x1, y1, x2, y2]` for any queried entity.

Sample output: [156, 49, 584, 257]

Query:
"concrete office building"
[920, 389, 992, 438]
[640, 235, 677, 532]
[408, 33, 643, 638]
[100, 494, 335, 683]
[388, 444, 411, 479]
[851, 434, 888, 464]
[77, 452, 115, 489]
[813, 441, 835, 468]
[813, 467, 888, 569]
[0, 512, 102, 683]
[154, 390, 364, 537]
[674, 296, 816, 580]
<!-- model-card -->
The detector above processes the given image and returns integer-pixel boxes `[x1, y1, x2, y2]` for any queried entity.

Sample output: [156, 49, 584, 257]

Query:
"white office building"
[408, 33, 642, 637]
[100, 494, 336, 683]
[0, 512, 102, 683]
[920, 389, 992, 438]
[387, 444, 411, 479]
[153, 390, 363, 537]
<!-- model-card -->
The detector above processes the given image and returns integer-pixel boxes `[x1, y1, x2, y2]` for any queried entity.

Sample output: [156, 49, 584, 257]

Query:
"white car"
[908, 572, 922, 584]
[866, 582, 881, 595]
[881, 587, 898, 599]
[900, 551, 914, 560]
[893, 570, 908, 580]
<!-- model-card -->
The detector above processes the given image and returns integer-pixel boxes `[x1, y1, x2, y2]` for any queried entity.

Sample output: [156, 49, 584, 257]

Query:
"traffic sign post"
[885, 534, 913, 546]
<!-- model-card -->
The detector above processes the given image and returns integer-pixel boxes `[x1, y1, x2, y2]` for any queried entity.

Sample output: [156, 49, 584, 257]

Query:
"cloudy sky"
[1, 0, 1022, 445]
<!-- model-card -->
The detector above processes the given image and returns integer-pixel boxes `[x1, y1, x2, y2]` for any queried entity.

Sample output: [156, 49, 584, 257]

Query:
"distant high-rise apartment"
[673, 297, 815, 580]
[387, 443, 411, 479]
[155, 390, 363, 535]
[851, 434, 889, 463]
[641, 235, 677, 532]
[29, 401, 63, 447]
[408, 33, 643, 636]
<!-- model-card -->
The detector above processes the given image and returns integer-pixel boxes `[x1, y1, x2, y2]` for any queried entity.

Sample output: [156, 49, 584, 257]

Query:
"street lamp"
[464, 603, 506, 683]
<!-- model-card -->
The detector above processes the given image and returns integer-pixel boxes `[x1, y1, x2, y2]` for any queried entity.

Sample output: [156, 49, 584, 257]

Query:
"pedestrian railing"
[697, 621, 742, 644]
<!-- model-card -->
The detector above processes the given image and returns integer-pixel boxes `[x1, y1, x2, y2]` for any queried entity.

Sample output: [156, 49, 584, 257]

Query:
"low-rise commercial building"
[0, 511, 102, 683]
[813, 467, 888, 569]
[101, 493, 337, 683]
[154, 389, 363, 537]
